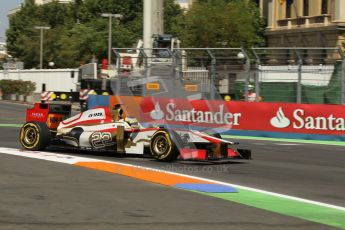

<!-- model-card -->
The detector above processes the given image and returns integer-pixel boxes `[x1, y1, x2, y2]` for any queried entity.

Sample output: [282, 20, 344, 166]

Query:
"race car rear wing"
[26, 103, 71, 130]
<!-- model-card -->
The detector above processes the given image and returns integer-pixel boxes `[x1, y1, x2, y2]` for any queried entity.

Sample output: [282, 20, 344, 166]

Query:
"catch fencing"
[252, 47, 344, 104]
[2, 47, 342, 105]
[113, 47, 345, 104]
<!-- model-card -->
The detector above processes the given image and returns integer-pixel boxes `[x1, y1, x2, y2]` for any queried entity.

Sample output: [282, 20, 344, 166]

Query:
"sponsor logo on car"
[32, 113, 44, 118]
[88, 112, 104, 118]
[47, 114, 64, 129]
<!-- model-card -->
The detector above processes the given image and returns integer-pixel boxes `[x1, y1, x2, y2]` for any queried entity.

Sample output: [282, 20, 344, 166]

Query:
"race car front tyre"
[20, 121, 51, 151]
[150, 130, 179, 162]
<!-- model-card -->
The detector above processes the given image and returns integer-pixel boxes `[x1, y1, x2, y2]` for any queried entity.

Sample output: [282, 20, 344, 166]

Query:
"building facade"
[261, 0, 345, 49]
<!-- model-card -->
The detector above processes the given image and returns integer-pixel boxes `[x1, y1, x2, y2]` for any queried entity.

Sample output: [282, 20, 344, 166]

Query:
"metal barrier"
[112, 47, 345, 104]
[113, 47, 249, 100]
[182, 67, 209, 84]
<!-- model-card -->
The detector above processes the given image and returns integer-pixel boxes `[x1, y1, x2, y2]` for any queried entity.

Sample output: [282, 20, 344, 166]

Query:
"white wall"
[0, 69, 79, 93]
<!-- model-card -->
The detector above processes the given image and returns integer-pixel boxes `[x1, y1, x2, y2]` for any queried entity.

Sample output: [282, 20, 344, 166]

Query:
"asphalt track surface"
[0, 101, 344, 230]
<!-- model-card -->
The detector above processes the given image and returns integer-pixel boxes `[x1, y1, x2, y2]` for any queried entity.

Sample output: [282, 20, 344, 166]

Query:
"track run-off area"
[0, 101, 344, 230]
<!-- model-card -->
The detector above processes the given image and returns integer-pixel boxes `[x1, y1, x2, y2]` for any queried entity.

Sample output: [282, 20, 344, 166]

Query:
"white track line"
[1, 147, 345, 212]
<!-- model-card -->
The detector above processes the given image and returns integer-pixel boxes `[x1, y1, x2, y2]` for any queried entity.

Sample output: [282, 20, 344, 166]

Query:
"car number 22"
[90, 132, 114, 148]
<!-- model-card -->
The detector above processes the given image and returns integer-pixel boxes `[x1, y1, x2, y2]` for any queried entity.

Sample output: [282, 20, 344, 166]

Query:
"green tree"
[6, 2, 74, 68]
[6, 0, 184, 68]
[179, 0, 265, 48]
[163, 0, 184, 36]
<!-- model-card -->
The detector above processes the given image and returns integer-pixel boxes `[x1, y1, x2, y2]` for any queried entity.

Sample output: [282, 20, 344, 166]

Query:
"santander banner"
[140, 97, 240, 130]
[140, 97, 345, 136]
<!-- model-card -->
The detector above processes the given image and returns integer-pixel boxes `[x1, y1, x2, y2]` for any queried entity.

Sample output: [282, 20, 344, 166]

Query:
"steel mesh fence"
[112, 47, 345, 104]
[252, 47, 344, 104]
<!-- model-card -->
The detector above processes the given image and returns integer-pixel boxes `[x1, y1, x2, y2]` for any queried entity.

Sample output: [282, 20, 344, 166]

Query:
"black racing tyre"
[150, 130, 179, 162]
[20, 121, 51, 151]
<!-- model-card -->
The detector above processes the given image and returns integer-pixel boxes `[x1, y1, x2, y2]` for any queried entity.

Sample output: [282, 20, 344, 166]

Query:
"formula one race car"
[19, 103, 251, 162]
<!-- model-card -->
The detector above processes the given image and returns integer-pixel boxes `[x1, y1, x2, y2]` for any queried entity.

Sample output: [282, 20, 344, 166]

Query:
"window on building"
[303, 0, 309, 16]
[321, 0, 328, 14]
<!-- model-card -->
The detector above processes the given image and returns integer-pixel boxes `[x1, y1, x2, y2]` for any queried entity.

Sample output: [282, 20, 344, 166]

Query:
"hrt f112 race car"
[19, 103, 251, 162]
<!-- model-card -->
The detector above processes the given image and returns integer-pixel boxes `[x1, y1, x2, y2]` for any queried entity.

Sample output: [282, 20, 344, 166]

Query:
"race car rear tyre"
[20, 121, 51, 151]
[150, 130, 179, 162]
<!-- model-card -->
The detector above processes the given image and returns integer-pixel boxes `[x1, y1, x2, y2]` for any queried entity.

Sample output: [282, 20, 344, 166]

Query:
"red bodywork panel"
[179, 148, 241, 160]
[26, 103, 50, 123]
[26, 103, 71, 130]
[179, 148, 207, 160]
[227, 148, 240, 158]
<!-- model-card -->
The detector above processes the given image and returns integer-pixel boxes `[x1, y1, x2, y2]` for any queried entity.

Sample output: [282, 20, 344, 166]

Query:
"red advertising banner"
[140, 97, 238, 130]
[140, 97, 345, 136]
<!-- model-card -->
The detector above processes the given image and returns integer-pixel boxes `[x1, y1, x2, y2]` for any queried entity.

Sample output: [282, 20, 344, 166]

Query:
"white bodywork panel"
[58, 108, 109, 130]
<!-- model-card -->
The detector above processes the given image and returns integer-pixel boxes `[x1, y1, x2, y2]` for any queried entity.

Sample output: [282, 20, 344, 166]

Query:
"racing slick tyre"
[20, 121, 51, 151]
[150, 130, 179, 162]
